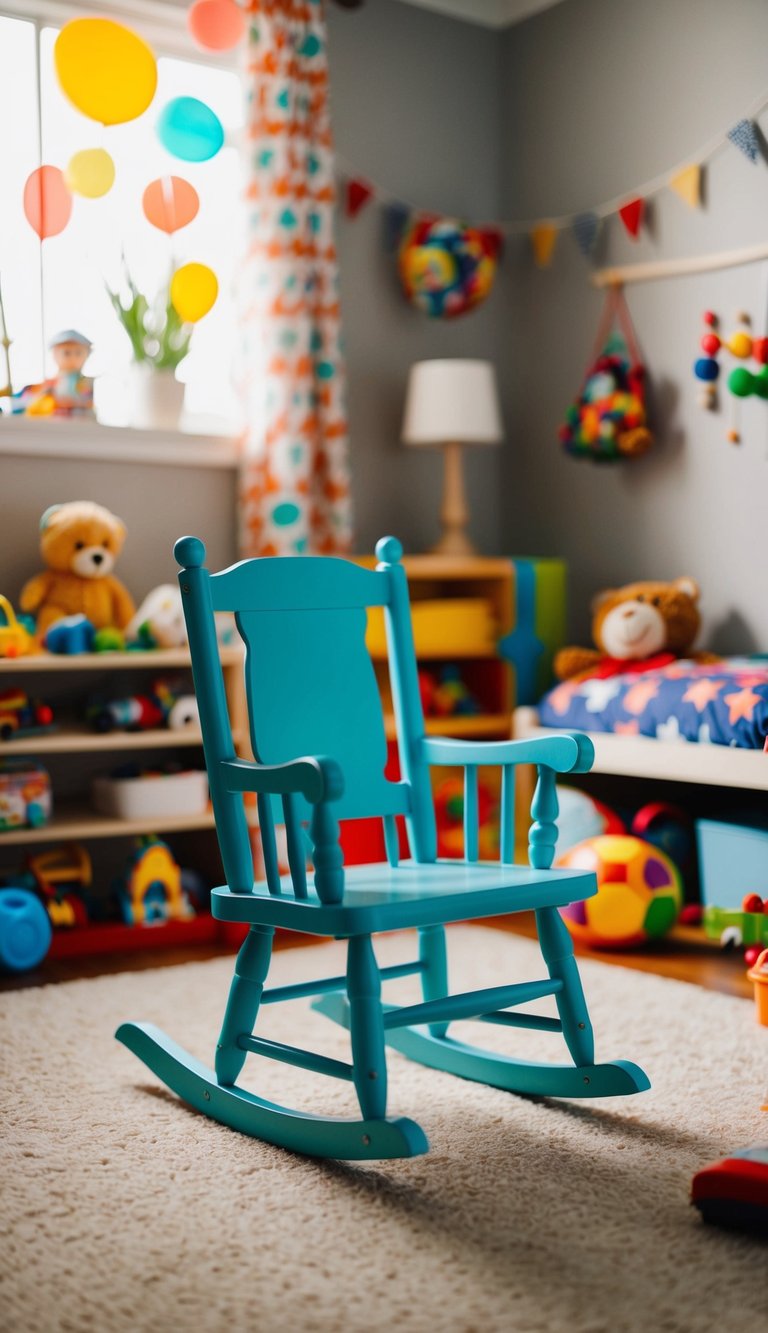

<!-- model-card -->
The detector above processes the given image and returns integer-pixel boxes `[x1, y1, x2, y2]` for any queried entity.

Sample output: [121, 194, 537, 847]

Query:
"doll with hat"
[13, 329, 95, 418]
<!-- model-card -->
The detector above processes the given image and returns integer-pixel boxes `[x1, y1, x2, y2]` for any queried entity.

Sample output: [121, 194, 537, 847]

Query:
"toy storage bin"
[366, 598, 496, 658]
[696, 815, 768, 909]
[92, 768, 209, 821]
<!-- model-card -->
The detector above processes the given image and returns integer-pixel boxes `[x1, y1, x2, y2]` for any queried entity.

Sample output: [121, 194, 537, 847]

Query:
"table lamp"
[401, 358, 503, 556]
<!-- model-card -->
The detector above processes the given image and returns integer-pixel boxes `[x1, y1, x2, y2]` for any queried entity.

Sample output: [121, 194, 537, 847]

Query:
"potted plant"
[106, 264, 192, 431]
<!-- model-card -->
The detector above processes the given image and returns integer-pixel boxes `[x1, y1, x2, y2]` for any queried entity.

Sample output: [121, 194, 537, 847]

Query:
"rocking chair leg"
[216, 924, 275, 1086]
[535, 906, 595, 1067]
[347, 935, 387, 1120]
[419, 924, 450, 1038]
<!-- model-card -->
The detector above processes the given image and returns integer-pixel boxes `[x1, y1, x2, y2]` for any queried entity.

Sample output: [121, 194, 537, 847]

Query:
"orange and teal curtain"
[239, 0, 353, 556]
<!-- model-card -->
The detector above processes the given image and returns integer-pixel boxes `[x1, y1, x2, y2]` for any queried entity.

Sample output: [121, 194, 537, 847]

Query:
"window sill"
[0, 415, 241, 470]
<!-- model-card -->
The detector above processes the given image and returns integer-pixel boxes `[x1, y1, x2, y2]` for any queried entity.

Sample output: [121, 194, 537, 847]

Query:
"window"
[0, 8, 245, 433]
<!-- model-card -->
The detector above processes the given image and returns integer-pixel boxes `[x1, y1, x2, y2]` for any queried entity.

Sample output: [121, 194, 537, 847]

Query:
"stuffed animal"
[20, 502, 136, 638]
[554, 577, 713, 682]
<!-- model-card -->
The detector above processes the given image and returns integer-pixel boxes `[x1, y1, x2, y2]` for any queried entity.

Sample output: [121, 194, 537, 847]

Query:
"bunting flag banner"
[530, 222, 557, 268]
[572, 212, 600, 258]
[339, 88, 768, 276]
[669, 163, 701, 209]
[345, 177, 372, 218]
[618, 197, 644, 239]
[382, 201, 411, 251]
[727, 119, 760, 164]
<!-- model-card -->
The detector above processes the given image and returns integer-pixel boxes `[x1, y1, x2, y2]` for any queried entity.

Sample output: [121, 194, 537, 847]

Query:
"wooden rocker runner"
[117, 536, 649, 1160]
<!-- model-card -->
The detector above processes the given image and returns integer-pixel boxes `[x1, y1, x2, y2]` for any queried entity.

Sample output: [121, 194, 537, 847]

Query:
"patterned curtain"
[239, 0, 353, 556]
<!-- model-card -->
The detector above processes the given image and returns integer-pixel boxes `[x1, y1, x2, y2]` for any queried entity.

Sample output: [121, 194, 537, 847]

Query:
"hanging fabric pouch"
[559, 285, 653, 461]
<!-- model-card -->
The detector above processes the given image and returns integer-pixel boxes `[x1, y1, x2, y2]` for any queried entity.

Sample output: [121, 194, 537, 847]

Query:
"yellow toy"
[0, 596, 37, 658]
[20, 502, 135, 638]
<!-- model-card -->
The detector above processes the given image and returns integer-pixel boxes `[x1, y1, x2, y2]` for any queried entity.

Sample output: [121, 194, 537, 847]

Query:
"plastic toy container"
[92, 768, 209, 821]
[366, 598, 496, 658]
[696, 815, 768, 909]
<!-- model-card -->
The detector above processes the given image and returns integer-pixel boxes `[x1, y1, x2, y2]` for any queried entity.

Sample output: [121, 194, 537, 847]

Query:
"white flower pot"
[129, 366, 185, 431]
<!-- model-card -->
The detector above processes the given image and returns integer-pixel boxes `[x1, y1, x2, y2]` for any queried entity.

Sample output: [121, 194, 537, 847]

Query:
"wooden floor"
[0, 914, 754, 1000]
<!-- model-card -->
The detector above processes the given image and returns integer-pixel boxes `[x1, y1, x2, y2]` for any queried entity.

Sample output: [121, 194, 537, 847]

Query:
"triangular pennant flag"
[382, 202, 410, 251]
[530, 223, 557, 268]
[618, 197, 644, 239]
[728, 118, 760, 164]
[345, 177, 373, 218]
[669, 164, 701, 209]
[572, 212, 600, 258]
[479, 227, 504, 261]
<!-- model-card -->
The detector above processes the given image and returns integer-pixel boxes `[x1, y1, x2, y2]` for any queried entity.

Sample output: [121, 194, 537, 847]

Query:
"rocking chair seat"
[211, 861, 597, 936]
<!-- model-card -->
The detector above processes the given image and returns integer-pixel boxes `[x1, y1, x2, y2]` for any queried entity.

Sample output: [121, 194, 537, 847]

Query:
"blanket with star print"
[538, 657, 768, 749]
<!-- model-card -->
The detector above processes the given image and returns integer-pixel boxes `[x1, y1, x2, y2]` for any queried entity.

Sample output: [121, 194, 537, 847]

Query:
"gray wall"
[328, 0, 506, 557]
[500, 0, 767, 650]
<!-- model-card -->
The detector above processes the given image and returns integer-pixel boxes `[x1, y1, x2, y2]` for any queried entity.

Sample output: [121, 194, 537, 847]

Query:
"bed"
[514, 657, 768, 793]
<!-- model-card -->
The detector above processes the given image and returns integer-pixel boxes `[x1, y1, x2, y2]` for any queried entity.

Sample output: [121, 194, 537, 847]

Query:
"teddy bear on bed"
[20, 501, 136, 638]
[554, 577, 717, 682]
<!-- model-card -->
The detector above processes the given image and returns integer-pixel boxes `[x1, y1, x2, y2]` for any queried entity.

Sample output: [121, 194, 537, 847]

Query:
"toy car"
[0, 596, 36, 659]
[0, 689, 55, 741]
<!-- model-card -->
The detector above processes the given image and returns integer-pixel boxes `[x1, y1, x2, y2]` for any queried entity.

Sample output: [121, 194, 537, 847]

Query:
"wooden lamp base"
[429, 439, 478, 556]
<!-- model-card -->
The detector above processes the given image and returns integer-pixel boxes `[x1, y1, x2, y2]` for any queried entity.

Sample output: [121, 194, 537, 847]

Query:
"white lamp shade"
[401, 359, 503, 446]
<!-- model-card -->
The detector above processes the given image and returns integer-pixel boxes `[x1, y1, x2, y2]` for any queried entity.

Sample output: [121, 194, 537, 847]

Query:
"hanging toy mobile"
[693, 308, 768, 443]
[559, 285, 653, 462]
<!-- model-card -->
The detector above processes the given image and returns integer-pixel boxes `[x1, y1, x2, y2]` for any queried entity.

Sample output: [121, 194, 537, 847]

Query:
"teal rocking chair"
[117, 536, 649, 1160]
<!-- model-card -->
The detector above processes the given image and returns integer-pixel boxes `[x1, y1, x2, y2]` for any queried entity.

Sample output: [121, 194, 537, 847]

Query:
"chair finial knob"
[174, 536, 206, 569]
[376, 536, 403, 564]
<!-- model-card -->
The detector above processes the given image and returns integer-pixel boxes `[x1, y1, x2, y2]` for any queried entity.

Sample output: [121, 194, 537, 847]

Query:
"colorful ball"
[398, 218, 498, 319]
[726, 331, 753, 359]
[556, 834, 682, 949]
[728, 366, 754, 398]
[694, 356, 719, 382]
[700, 332, 720, 355]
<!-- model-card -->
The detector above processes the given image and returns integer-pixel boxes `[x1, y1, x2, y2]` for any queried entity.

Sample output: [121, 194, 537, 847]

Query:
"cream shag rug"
[2, 927, 766, 1333]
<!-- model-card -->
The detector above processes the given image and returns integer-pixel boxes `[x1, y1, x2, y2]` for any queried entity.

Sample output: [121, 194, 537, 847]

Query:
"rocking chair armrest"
[420, 732, 595, 775]
[220, 755, 345, 804]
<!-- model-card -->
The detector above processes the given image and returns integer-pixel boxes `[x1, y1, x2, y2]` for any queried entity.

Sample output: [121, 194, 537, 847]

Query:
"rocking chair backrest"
[175, 535, 438, 896]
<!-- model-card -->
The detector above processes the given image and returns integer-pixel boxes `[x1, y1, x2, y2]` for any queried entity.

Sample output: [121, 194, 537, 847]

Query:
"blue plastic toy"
[0, 886, 52, 972]
[44, 614, 96, 654]
[116, 536, 649, 1161]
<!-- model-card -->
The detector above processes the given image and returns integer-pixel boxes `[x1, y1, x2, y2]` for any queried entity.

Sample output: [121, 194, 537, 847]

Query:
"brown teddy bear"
[554, 577, 715, 682]
[20, 501, 136, 637]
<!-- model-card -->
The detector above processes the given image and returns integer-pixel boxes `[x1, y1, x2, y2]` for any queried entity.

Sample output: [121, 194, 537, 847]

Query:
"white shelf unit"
[0, 645, 246, 850]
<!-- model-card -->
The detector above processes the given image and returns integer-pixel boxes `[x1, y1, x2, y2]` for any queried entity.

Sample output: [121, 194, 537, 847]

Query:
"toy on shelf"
[0, 596, 37, 658]
[0, 688, 54, 741]
[418, 665, 481, 718]
[20, 501, 136, 638]
[125, 583, 236, 650]
[559, 286, 653, 462]
[556, 834, 682, 949]
[11, 329, 95, 418]
[26, 843, 91, 928]
[553, 577, 713, 682]
[126, 584, 187, 648]
[86, 679, 199, 733]
[0, 760, 52, 831]
[118, 836, 194, 926]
